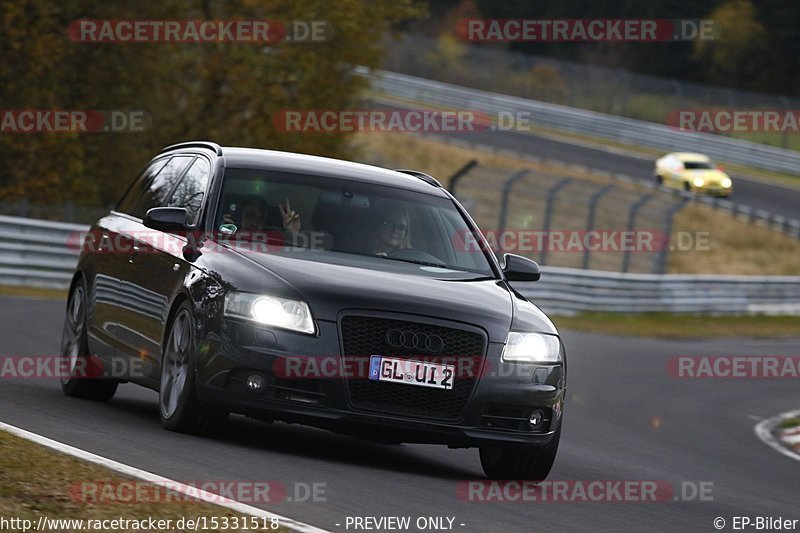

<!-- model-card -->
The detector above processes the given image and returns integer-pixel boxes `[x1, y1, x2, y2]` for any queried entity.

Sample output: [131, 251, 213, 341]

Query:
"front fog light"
[501, 332, 561, 364]
[529, 409, 544, 427]
[246, 374, 266, 392]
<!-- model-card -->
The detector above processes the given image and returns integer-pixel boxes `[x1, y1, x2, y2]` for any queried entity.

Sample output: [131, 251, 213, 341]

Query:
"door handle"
[129, 243, 140, 263]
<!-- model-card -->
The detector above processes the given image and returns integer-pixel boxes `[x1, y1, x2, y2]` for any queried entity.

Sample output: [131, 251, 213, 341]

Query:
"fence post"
[448, 159, 478, 195]
[496, 169, 530, 235]
[653, 198, 691, 274]
[621, 193, 654, 273]
[539, 177, 574, 265]
[582, 185, 615, 269]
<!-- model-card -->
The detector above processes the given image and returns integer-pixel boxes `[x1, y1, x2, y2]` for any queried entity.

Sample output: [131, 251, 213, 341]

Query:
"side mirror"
[502, 253, 541, 282]
[143, 207, 189, 232]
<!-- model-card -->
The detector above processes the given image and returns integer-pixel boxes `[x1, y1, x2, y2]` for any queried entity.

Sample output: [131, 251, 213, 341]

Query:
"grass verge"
[0, 430, 289, 532]
[551, 312, 800, 339]
[0, 285, 67, 300]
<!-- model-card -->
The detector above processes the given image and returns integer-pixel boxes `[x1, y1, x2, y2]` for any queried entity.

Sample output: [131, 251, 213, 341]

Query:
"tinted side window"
[116, 158, 169, 214]
[167, 157, 211, 225]
[130, 156, 193, 219]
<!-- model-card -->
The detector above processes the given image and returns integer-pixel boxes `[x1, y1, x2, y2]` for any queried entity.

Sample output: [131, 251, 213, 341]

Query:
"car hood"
[236, 252, 516, 342]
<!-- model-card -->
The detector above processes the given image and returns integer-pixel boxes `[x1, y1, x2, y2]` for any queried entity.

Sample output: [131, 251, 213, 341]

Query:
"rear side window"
[167, 157, 211, 225]
[116, 158, 169, 215]
[130, 156, 194, 219]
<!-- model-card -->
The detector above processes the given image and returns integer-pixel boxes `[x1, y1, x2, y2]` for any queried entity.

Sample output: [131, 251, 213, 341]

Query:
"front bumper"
[195, 316, 565, 448]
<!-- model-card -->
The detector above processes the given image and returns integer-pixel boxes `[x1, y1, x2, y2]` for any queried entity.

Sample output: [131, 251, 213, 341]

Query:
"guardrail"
[515, 266, 800, 315]
[367, 69, 800, 175]
[1, 214, 798, 315]
[0, 215, 83, 288]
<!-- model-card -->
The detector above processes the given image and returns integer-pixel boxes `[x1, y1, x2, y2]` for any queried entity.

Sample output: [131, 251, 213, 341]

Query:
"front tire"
[60, 279, 118, 401]
[479, 423, 561, 480]
[159, 303, 227, 435]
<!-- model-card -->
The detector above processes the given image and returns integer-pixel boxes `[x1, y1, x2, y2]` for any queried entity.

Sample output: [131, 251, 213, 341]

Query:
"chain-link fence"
[448, 163, 689, 274]
[382, 34, 800, 150]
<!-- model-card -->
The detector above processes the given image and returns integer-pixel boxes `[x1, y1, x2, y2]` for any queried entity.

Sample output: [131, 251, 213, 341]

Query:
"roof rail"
[393, 169, 442, 188]
[160, 141, 223, 156]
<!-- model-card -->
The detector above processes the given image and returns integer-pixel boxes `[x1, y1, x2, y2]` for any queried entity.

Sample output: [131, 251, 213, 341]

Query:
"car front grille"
[340, 315, 486, 421]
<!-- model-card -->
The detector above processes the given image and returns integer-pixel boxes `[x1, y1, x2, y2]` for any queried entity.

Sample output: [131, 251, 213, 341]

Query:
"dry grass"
[0, 430, 289, 532]
[352, 131, 800, 275]
[669, 203, 800, 275]
[0, 285, 68, 300]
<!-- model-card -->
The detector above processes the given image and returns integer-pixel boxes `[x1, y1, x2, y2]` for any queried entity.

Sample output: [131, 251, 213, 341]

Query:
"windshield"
[215, 168, 496, 278]
[683, 161, 714, 170]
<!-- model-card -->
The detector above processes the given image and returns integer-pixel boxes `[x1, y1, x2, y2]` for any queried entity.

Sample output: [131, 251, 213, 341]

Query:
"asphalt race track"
[372, 102, 800, 222]
[1, 296, 798, 532]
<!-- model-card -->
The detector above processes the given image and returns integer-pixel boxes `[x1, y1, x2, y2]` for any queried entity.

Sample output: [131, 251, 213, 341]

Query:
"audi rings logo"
[385, 329, 444, 353]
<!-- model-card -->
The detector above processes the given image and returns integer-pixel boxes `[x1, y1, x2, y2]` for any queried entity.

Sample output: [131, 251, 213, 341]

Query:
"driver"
[367, 207, 411, 256]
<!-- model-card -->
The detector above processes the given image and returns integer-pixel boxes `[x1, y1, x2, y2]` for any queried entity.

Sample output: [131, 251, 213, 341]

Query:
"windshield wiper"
[378, 256, 449, 269]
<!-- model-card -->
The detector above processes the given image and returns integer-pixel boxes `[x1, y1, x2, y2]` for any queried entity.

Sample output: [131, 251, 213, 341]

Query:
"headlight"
[224, 292, 315, 334]
[693, 177, 705, 188]
[721, 177, 732, 188]
[501, 332, 561, 364]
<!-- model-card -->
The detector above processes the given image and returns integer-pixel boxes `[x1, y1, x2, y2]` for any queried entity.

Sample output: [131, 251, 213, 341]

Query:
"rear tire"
[479, 423, 561, 480]
[159, 302, 227, 435]
[60, 279, 118, 401]
[655, 173, 663, 185]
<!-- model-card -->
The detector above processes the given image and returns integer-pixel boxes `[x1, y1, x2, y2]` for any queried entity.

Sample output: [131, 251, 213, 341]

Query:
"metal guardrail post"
[582, 185, 614, 270]
[621, 193, 654, 273]
[496, 169, 530, 235]
[447, 159, 478, 195]
[653, 198, 691, 274]
[539, 177, 574, 265]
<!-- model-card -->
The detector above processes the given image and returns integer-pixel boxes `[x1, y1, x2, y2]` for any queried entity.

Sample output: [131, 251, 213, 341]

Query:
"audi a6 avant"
[61, 141, 566, 479]
[654, 152, 733, 197]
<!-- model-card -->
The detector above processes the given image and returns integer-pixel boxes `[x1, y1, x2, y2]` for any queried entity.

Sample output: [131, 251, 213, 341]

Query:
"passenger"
[222, 196, 300, 234]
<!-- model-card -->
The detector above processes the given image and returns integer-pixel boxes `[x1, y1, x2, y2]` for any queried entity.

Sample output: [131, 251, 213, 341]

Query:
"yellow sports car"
[654, 152, 732, 197]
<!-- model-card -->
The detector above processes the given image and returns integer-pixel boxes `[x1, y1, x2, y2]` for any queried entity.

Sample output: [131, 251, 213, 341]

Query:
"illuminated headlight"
[721, 177, 732, 188]
[693, 177, 705, 188]
[501, 332, 562, 364]
[224, 292, 315, 334]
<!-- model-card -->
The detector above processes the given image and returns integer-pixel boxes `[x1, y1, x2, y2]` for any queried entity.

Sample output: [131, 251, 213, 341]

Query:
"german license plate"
[368, 355, 455, 390]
